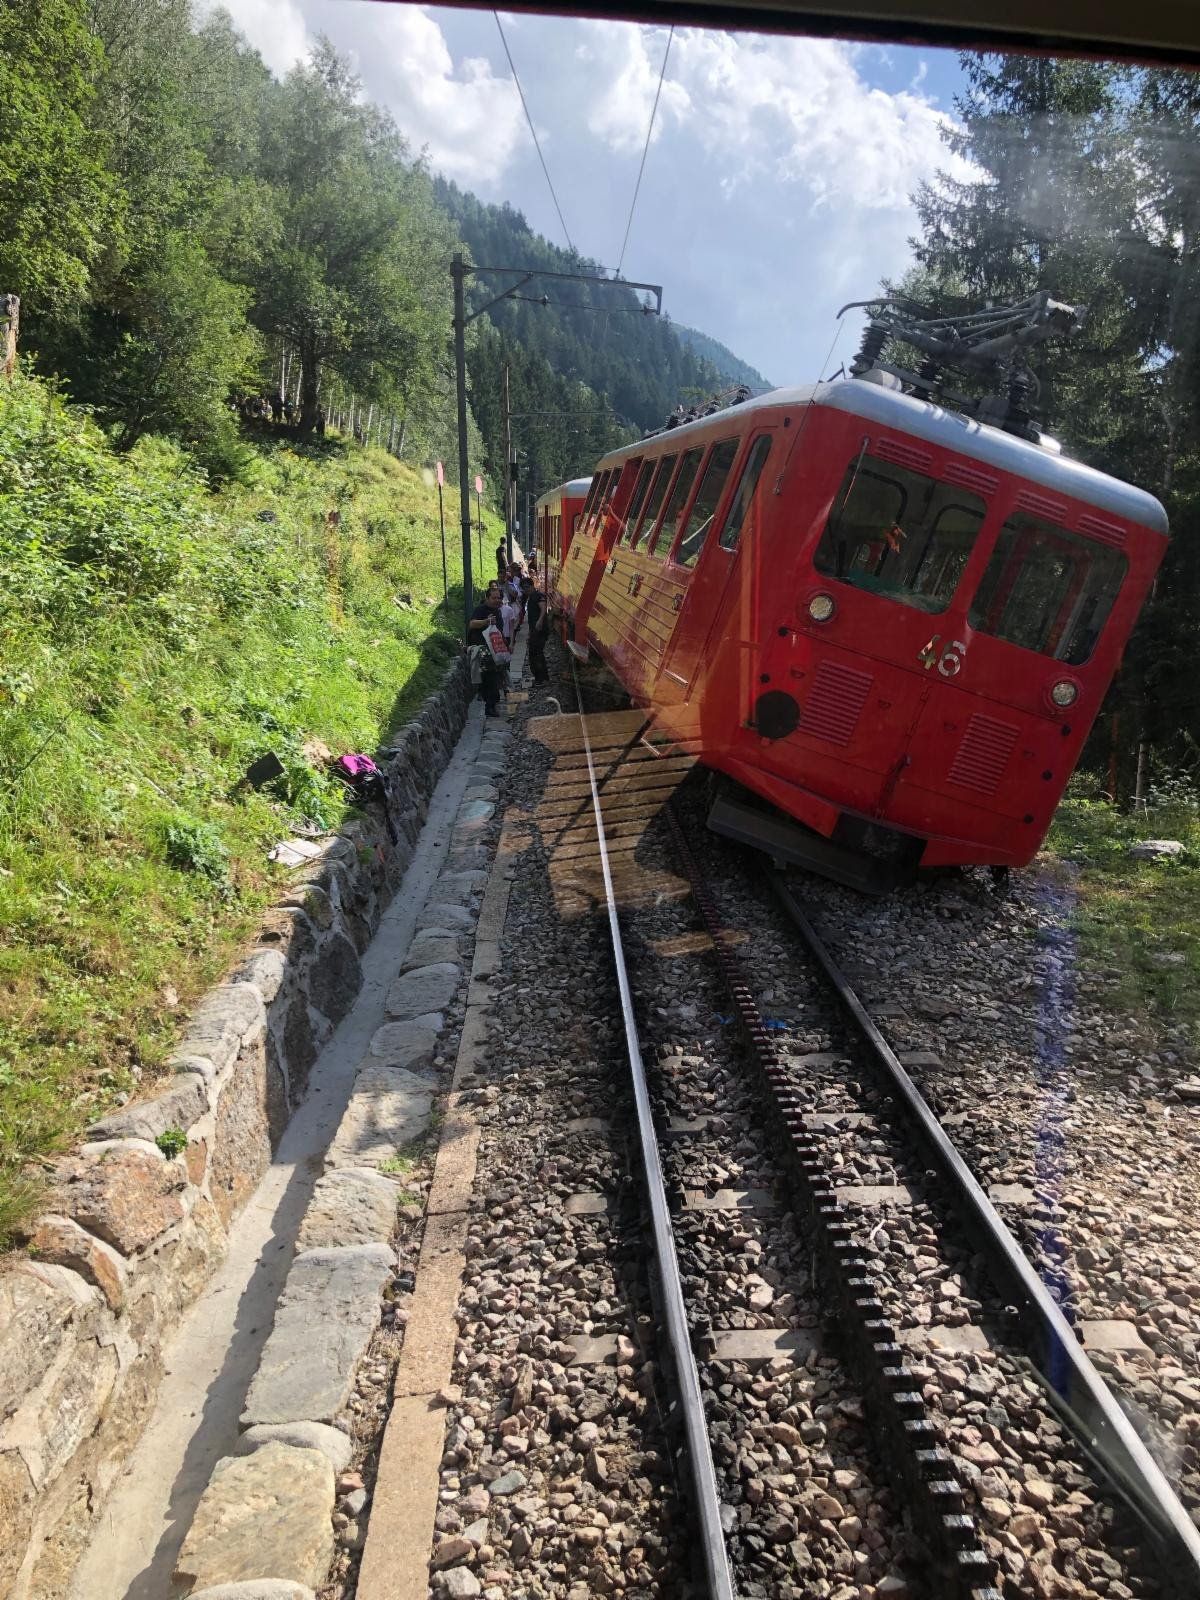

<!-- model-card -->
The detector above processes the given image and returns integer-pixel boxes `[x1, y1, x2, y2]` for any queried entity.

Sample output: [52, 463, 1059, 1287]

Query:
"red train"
[534, 477, 591, 604]
[553, 302, 1168, 889]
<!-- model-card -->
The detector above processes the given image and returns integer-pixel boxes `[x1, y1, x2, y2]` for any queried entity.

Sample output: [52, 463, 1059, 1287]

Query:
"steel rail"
[666, 808, 1000, 1597]
[767, 868, 1200, 1590]
[568, 671, 736, 1600]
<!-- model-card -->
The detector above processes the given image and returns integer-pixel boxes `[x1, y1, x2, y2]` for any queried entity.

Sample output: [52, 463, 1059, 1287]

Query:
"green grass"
[1048, 780, 1200, 1047]
[0, 372, 502, 1243]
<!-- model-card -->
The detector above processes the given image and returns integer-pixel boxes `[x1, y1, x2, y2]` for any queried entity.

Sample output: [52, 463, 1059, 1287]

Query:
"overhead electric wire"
[494, 11, 576, 255]
[616, 26, 674, 278]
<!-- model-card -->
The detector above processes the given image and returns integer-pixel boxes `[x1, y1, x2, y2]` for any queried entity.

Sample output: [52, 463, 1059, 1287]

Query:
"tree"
[908, 52, 1200, 790]
[0, 0, 119, 317]
[254, 41, 457, 434]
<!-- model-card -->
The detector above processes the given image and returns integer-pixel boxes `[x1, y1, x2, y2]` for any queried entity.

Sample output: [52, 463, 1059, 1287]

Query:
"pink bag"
[336, 753, 380, 782]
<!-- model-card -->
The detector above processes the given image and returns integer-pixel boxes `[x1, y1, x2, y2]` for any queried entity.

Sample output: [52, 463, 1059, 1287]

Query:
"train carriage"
[534, 476, 591, 606]
[561, 348, 1167, 888]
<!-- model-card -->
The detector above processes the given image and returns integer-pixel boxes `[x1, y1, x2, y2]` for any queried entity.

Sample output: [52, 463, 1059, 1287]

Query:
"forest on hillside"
[901, 56, 1200, 793]
[0, 0, 740, 504]
[5, 6, 1200, 785]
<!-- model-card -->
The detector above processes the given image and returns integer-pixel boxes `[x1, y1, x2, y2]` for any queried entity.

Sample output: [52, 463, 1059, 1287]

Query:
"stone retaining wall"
[0, 658, 472, 1600]
[168, 722, 509, 1599]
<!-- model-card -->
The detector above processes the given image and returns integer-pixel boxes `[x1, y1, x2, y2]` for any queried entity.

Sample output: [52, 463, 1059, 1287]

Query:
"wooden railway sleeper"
[664, 804, 1001, 1599]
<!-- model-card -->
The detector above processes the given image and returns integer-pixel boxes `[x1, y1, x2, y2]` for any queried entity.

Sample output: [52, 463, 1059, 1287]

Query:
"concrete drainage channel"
[65, 672, 519, 1600]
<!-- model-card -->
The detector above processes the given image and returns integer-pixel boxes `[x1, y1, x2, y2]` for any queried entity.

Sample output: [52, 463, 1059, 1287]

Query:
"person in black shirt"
[495, 540, 507, 581]
[522, 576, 549, 683]
[467, 580, 504, 716]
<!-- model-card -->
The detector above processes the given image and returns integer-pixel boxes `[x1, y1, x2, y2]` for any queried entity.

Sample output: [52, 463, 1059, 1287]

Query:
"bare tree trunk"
[298, 339, 321, 435]
[2, 294, 19, 381]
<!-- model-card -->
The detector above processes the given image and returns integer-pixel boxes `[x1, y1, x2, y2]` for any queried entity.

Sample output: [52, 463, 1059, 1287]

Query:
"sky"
[203, 0, 972, 383]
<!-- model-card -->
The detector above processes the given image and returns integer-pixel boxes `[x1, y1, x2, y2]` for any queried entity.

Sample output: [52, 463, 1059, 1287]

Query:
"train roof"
[535, 477, 592, 508]
[596, 378, 1169, 536]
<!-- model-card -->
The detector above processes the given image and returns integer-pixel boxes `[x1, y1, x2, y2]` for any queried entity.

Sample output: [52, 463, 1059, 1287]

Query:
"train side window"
[579, 475, 603, 525]
[621, 461, 655, 545]
[631, 456, 676, 547]
[649, 448, 704, 558]
[583, 472, 611, 536]
[814, 455, 985, 614]
[672, 439, 739, 567]
[968, 514, 1127, 665]
[719, 435, 772, 551]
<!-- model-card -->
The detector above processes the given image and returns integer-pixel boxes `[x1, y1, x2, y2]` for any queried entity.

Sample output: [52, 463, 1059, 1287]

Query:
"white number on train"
[918, 636, 967, 678]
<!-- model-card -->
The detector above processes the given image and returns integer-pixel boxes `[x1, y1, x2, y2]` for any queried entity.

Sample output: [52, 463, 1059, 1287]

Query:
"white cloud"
[194, 4, 968, 379]
[564, 22, 970, 377]
[348, 6, 525, 185]
[202, 0, 525, 185]
[197, 0, 311, 76]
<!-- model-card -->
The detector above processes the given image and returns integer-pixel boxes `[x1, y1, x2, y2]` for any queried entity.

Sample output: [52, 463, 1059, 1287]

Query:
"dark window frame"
[668, 436, 740, 569]
[968, 513, 1128, 666]
[719, 434, 773, 552]
[814, 453, 987, 616]
[631, 455, 678, 549]
[648, 447, 704, 559]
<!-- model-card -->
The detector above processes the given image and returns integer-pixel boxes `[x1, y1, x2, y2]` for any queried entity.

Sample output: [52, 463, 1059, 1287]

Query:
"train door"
[658, 433, 775, 715]
[574, 459, 644, 654]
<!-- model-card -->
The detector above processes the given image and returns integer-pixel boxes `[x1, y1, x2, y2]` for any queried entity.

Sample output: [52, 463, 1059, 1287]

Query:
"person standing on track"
[522, 574, 549, 683]
[467, 580, 505, 717]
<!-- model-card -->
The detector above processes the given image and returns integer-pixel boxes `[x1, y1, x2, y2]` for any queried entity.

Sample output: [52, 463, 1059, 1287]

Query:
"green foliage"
[0, 367, 503, 1245]
[252, 42, 459, 433]
[908, 53, 1200, 790]
[673, 324, 771, 390]
[1050, 782, 1200, 1043]
[104, 234, 262, 452]
[155, 1125, 187, 1158]
[161, 816, 231, 886]
[0, 0, 120, 314]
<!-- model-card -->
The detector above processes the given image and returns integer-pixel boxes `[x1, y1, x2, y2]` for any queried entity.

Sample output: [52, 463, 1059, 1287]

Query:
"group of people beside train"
[466, 544, 551, 716]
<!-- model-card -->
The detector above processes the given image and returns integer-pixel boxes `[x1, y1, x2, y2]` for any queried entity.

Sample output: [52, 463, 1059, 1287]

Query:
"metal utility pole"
[450, 260, 663, 633]
[503, 363, 514, 567]
[452, 253, 473, 634]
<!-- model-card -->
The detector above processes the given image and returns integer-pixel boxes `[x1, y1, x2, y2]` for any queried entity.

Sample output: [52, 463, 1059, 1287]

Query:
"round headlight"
[808, 593, 836, 623]
[1050, 679, 1079, 708]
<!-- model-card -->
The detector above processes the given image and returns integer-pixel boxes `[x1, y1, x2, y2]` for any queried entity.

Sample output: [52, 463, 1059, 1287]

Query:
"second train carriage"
[534, 477, 591, 606]
[554, 370, 1167, 888]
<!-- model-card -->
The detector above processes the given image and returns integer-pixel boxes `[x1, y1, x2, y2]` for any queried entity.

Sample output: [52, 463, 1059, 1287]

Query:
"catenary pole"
[450, 258, 663, 633]
[503, 363, 513, 567]
[452, 253, 473, 635]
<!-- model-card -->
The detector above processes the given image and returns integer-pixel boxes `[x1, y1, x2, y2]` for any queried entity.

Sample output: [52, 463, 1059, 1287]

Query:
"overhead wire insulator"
[851, 322, 888, 377]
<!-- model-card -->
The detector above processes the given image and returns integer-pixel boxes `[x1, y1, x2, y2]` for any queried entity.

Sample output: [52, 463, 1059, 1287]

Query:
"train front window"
[814, 456, 986, 614]
[649, 448, 703, 558]
[969, 514, 1127, 665]
[673, 439, 739, 567]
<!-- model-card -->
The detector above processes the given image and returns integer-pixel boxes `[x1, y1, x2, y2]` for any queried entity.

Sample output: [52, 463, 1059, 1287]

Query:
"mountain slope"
[673, 324, 771, 391]
[434, 179, 763, 502]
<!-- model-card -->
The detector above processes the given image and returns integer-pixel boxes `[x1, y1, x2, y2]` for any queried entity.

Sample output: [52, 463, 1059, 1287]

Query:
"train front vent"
[947, 713, 1020, 796]
[802, 660, 873, 746]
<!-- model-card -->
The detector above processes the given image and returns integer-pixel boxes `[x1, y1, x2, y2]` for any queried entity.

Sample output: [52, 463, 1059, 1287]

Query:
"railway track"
[564, 666, 1200, 1600]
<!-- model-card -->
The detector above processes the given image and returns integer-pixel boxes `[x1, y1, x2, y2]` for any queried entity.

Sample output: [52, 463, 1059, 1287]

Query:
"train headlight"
[1050, 679, 1079, 708]
[808, 593, 836, 623]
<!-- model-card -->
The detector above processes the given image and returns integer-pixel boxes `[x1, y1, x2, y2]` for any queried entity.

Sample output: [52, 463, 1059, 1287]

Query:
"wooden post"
[2, 295, 19, 381]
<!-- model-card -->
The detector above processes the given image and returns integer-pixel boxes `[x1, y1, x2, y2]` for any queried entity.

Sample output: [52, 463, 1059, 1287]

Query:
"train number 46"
[918, 635, 967, 677]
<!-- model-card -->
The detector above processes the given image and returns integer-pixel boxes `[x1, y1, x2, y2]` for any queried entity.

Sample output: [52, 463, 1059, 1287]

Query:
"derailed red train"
[549, 374, 1167, 889]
